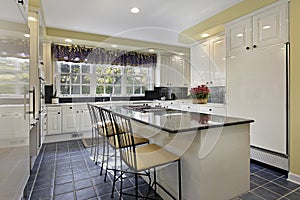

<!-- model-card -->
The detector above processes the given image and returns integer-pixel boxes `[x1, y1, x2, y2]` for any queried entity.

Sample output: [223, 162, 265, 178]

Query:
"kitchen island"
[105, 105, 254, 200]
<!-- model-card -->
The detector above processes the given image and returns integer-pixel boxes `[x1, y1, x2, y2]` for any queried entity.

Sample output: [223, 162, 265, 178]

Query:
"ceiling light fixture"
[178, 53, 184, 56]
[65, 38, 73, 43]
[111, 44, 118, 48]
[201, 33, 210, 38]
[148, 49, 155, 52]
[24, 34, 30, 38]
[262, 25, 271, 30]
[28, 16, 37, 22]
[130, 7, 140, 14]
[236, 33, 243, 37]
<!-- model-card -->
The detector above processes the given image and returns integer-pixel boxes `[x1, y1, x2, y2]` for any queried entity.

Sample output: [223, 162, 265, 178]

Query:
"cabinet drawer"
[181, 104, 199, 112]
[47, 107, 61, 112]
[199, 106, 226, 115]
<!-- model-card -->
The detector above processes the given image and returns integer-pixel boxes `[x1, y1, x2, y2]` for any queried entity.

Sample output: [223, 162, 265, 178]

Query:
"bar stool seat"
[122, 143, 180, 172]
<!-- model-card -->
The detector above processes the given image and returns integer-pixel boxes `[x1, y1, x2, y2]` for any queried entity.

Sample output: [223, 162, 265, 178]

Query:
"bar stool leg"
[111, 147, 117, 198]
[135, 173, 138, 200]
[100, 136, 106, 175]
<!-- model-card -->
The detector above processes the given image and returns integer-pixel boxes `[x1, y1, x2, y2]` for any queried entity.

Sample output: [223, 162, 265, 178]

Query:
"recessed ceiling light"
[65, 38, 73, 43]
[28, 16, 37, 22]
[201, 33, 210, 38]
[262, 25, 271, 30]
[130, 7, 140, 14]
[236, 33, 243, 37]
[24, 34, 30, 38]
[178, 53, 184, 56]
[111, 44, 118, 48]
[148, 49, 155, 52]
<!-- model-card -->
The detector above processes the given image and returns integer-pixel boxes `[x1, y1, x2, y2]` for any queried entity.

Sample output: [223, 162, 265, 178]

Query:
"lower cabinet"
[47, 107, 62, 135]
[46, 105, 91, 135]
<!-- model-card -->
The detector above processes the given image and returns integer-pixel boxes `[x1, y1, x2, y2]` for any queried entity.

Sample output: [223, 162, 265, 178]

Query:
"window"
[56, 61, 153, 96]
[126, 66, 149, 95]
[58, 62, 91, 95]
[95, 65, 122, 95]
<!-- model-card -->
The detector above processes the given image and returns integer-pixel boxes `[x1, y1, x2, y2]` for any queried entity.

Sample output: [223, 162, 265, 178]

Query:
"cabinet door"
[160, 55, 172, 86]
[190, 41, 210, 87]
[253, 4, 288, 48]
[62, 106, 80, 133]
[47, 110, 62, 135]
[210, 36, 226, 86]
[226, 18, 252, 56]
[79, 109, 92, 132]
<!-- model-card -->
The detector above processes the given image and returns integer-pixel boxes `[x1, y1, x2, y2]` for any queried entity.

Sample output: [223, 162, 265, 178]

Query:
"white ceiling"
[41, 0, 243, 47]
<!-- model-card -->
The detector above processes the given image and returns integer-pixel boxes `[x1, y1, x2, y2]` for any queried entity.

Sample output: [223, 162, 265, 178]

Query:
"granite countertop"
[104, 105, 254, 133]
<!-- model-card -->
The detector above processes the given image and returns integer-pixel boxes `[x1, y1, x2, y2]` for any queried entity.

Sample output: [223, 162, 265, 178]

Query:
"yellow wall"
[289, 0, 300, 176]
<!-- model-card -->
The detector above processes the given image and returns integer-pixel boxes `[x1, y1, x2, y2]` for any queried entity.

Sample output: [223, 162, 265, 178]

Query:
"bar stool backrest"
[87, 104, 96, 126]
[111, 112, 138, 171]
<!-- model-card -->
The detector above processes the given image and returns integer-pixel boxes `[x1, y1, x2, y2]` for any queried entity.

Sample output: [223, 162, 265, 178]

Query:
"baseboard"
[250, 147, 288, 170]
[288, 172, 300, 185]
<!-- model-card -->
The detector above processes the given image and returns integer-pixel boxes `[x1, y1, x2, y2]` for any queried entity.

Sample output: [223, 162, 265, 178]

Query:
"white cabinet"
[226, 2, 288, 56]
[62, 105, 80, 133]
[62, 105, 91, 133]
[158, 55, 189, 87]
[47, 107, 62, 135]
[191, 35, 226, 87]
[80, 108, 92, 132]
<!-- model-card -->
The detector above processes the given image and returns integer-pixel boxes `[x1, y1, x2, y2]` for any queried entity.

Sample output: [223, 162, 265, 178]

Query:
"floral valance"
[52, 44, 157, 67]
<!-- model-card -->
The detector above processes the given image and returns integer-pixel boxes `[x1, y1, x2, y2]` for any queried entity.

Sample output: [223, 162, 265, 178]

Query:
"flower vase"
[193, 98, 208, 104]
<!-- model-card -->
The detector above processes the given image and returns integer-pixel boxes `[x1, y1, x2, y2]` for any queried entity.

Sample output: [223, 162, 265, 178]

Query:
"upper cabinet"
[226, 2, 288, 56]
[190, 35, 226, 87]
[157, 54, 189, 87]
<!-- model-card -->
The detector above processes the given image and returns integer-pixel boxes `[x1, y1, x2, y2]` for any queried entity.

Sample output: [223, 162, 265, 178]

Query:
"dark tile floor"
[237, 162, 300, 200]
[25, 140, 162, 200]
[25, 140, 300, 200]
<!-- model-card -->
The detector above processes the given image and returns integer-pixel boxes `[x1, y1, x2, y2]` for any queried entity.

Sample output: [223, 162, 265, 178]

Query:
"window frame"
[55, 61, 154, 97]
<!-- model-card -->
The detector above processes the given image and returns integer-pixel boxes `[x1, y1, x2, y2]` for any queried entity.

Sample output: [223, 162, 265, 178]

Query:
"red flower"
[190, 85, 210, 99]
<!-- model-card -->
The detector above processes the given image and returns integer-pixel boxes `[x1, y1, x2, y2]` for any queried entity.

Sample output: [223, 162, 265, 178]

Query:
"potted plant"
[51, 88, 59, 104]
[190, 85, 210, 104]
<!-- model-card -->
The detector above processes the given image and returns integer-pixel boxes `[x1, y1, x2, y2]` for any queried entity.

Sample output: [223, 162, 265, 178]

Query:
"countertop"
[104, 105, 254, 133]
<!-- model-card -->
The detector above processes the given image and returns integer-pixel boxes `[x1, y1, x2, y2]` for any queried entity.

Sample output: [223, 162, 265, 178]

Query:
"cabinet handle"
[246, 47, 250, 50]
[253, 45, 257, 48]
[17, 0, 24, 5]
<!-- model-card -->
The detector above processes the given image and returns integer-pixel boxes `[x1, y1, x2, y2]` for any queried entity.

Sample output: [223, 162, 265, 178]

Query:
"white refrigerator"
[227, 43, 288, 169]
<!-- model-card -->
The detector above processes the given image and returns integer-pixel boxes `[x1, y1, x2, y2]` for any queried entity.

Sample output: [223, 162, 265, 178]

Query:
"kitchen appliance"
[0, 0, 31, 199]
[154, 87, 170, 99]
[45, 84, 53, 104]
[227, 43, 289, 170]
[144, 90, 159, 100]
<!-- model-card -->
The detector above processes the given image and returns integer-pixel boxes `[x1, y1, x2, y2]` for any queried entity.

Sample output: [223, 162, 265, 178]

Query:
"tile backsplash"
[208, 86, 226, 104]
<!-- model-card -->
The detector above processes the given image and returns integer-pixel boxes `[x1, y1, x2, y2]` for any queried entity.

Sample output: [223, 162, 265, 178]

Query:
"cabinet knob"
[253, 45, 257, 48]
[206, 82, 209, 84]
[210, 81, 213, 84]
[69, 107, 72, 109]
[77, 111, 79, 113]
[246, 47, 250, 50]
[209, 109, 212, 111]
[58, 112, 60, 114]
